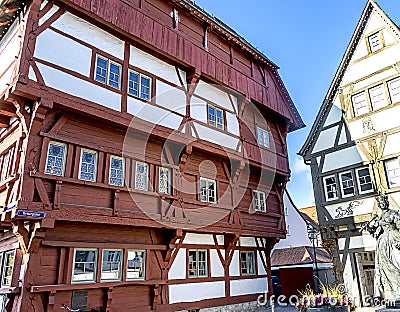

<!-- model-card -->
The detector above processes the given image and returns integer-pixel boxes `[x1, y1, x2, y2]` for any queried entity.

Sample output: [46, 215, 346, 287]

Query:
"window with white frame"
[1, 250, 14, 286]
[368, 32, 383, 53]
[135, 161, 149, 191]
[188, 250, 207, 278]
[207, 105, 224, 129]
[0, 147, 14, 182]
[340, 171, 355, 197]
[95, 55, 122, 89]
[369, 84, 387, 110]
[79, 149, 98, 182]
[109, 156, 124, 187]
[356, 167, 374, 194]
[200, 178, 216, 203]
[45, 141, 67, 176]
[159, 167, 171, 194]
[253, 190, 266, 212]
[240, 251, 255, 276]
[101, 249, 122, 281]
[385, 158, 400, 188]
[72, 249, 97, 283]
[352, 92, 369, 116]
[126, 250, 145, 280]
[128, 70, 152, 100]
[388, 77, 400, 104]
[257, 127, 270, 148]
[324, 175, 338, 201]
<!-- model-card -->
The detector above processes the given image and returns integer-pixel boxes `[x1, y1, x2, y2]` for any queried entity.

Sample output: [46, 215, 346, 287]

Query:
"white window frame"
[323, 175, 338, 201]
[385, 158, 400, 188]
[356, 167, 374, 195]
[78, 148, 98, 182]
[207, 104, 224, 130]
[128, 70, 152, 100]
[388, 77, 400, 104]
[253, 190, 266, 212]
[126, 250, 146, 281]
[158, 167, 171, 195]
[352, 92, 369, 117]
[101, 249, 123, 281]
[45, 141, 67, 176]
[257, 127, 270, 148]
[240, 251, 256, 276]
[72, 248, 98, 284]
[368, 32, 383, 53]
[369, 84, 387, 111]
[135, 161, 149, 191]
[0, 149, 11, 182]
[339, 171, 356, 198]
[188, 249, 208, 278]
[1, 250, 15, 287]
[94, 54, 122, 90]
[109, 156, 124, 187]
[200, 177, 217, 203]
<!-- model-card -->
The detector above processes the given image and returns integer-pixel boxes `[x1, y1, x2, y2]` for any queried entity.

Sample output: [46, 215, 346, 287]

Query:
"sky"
[194, 0, 400, 208]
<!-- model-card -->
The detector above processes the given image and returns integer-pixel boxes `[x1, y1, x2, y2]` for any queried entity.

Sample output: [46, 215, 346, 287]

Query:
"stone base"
[180, 301, 270, 312]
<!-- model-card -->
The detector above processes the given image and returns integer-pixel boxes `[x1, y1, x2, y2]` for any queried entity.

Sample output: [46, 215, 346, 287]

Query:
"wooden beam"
[0, 101, 17, 117]
[0, 116, 10, 128]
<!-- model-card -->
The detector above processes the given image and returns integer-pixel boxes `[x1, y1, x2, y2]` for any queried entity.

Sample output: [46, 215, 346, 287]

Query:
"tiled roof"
[271, 246, 332, 267]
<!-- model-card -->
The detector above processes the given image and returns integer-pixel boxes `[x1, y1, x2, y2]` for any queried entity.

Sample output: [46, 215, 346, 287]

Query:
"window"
[200, 178, 216, 203]
[324, 175, 338, 201]
[368, 32, 383, 53]
[352, 92, 369, 116]
[1, 250, 14, 286]
[188, 250, 207, 278]
[257, 127, 270, 148]
[356, 167, 374, 194]
[240, 251, 255, 276]
[207, 105, 224, 129]
[109, 156, 124, 187]
[388, 77, 400, 104]
[159, 167, 171, 194]
[128, 70, 152, 100]
[287, 224, 290, 235]
[126, 250, 145, 280]
[135, 162, 149, 191]
[253, 190, 266, 212]
[369, 84, 387, 110]
[101, 249, 122, 281]
[79, 149, 98, 182]
[72, 249, 97, 283]
[95, 55, 122, 89]
[385, 158, 400, 188]
[45, 142, 67, 176]
[339, 171, 355, 198]
[0, 147, 14, 182]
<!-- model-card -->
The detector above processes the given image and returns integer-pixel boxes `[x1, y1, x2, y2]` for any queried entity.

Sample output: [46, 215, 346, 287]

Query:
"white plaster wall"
[338, 235, 376, 251]
[226, 112, 240, 136]
[353, 67, 397, 91]
[193, 123, 239, 150]
[155, 80, 186, 115]
[230, 278, 268, 296]
[127, 97, 182, 130]
[169, 281, 225, 303]
[35, 29, 92, 76]
[52, 12, 124, 59]
[190, 96, 208, 123]
[322, 146, 365, 173]
[239, 237, 256, 247]
[229, 250, 240, 277]
[28, 66, 37, 81]
[382, 132, 400, 157]
[342, 255, 358, 304]
[324, 102, 342, 127]
[168, 248, 186, 280]
[183, 233, 214, 245]
[325, 197, 375, 220]
[312, 126, 338, 154]
[210, 249, 224, 278]
[338, 127, 347, 145]
[38, 4, 59, 26]
[257, 253, 267, 276]
[130, 46, 181, 86]
[37, 62, 121, 111]
[215, 235, 224, 245]
[195, 80, 236, 112]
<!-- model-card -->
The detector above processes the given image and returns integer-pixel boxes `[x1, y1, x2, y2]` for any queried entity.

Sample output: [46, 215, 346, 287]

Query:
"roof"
[298, 0, 400, 157]
[0, 0, 24, 39]
[299, 206, 319, 226]
[285, 191, 319, 229]
[271, 246, 332, 267]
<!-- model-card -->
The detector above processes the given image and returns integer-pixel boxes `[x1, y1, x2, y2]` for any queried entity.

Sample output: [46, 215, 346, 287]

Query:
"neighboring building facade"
[0, 0, 303, 311]
[300, 0, 400, 305]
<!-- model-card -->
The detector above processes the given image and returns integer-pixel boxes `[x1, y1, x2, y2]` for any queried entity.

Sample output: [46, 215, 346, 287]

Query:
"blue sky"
[194, 0, 400, 208]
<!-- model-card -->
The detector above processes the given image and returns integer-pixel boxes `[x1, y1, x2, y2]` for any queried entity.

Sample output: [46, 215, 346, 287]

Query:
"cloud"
[292, 155, 309, 174]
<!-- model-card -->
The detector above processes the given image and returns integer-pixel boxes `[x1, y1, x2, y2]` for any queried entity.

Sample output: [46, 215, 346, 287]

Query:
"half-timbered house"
[0, 0, 303, 311]
[299, 0, 400, 305]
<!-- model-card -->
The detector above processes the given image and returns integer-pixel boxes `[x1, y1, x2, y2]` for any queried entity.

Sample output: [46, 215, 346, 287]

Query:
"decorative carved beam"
[0, 100, 17, 117]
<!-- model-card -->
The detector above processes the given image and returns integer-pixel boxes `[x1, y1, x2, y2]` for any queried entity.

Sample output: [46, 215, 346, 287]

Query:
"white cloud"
[292, 155, 309, 174]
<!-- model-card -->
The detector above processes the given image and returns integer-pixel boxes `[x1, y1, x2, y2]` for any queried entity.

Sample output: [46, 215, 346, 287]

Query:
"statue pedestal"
[376, 301, 400, 311]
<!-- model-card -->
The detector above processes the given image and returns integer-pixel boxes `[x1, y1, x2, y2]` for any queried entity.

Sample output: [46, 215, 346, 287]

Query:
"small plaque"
[71, 290, 88, 311]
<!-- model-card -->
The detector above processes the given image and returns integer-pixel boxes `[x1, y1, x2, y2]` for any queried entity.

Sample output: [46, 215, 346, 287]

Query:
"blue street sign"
[16, 210, 46, 218]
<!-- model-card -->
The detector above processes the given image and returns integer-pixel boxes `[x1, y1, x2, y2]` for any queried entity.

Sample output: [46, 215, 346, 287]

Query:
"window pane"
[385, 159, 400, 188]
[95, 57, 107, 83]
[2, 251, 14, 286]
[352, 92, 368, 116]
[79, 150, 97, 182]
[108, 62, 121, 89]
[368, 33, 383, 52]
[207, 181, 215, 203]
[45, 142, 66, 176]
[257, 128, 263, 145]
[325, 176, 337, 200]
[127, 250, 145, 280]
[340, 172, 355, 196]
[109, 156, 124, 187]
[188, 250, 197, 277]
[388, 78, 400, 104]
[208, 106, 216, 126]
[73, 250, 97, 282]
[128, 71, 139, 96]
[247, 252, 255, 275]
[101, 250, 122, 280]
[159, 167, 171, 194]
[140, 76, 151, 100]
[135, 162, 148, 190]
[216, 109, 224, 129]
[369, 84, 387, 110]
[357, 168, 373, 193]
[200, 178, 208, 202]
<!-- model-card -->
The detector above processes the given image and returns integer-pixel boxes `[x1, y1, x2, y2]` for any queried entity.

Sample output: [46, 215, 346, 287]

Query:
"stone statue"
[364, 194, 400, 301]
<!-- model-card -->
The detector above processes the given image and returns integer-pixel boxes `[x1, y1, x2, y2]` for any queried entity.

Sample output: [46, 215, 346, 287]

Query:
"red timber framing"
[0, 0, 303, 311]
